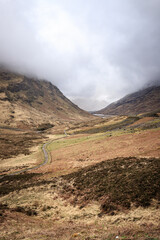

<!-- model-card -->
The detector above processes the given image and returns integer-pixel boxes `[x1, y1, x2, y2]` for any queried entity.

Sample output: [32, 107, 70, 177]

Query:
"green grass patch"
[72, 116, 140, 134]
[47, 134, 105, 151]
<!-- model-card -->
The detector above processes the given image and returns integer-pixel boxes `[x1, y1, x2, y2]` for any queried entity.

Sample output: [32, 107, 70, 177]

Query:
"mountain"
[0, 69, 92, 129]
[96, 85, 160, 116]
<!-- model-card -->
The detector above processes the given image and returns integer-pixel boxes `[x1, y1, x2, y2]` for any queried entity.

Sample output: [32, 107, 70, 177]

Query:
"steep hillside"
[96, 85, 160, 115]
[0, 69, 92, 129]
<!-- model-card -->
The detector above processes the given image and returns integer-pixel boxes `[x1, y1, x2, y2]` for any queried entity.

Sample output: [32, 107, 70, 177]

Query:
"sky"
[0, 0, 160, 111]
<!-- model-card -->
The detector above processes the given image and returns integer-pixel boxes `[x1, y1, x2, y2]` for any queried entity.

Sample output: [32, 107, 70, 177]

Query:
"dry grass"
[61, 157, 160, 213]
[0, 145, 43, 175]
[0, 116, 160, 239]
[0, 128, 44, 160]
[0, 175, 160, 240]
[0, 127, 47, 176]
[0, 199, 160, 239]
[0, 69, 94, 130]
[32, 128, 160, 178]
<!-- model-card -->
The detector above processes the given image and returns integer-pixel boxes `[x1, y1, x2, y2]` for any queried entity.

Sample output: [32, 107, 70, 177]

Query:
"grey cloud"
[0, 0, 160, 110]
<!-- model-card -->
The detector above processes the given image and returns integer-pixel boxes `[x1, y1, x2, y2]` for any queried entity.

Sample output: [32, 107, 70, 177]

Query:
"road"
[0, 135, 67, 179]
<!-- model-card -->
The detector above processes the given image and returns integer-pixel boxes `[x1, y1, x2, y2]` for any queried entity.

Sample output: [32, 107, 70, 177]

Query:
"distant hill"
[0, 69, 92, 129]
[96, 85, 160, 116]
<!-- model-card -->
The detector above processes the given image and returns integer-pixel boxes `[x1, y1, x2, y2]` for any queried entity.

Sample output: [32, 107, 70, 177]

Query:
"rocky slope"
[0, 69, 92, 129]
[96, 85, 160, 115]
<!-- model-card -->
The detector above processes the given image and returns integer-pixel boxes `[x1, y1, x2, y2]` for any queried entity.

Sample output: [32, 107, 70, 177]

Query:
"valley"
[1, 0, 160, 238]
[0, 113, 160, 240]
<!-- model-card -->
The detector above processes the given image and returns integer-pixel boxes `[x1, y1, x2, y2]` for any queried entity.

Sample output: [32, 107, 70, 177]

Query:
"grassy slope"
[0, 115, 160, 240]
[0, 69, 92, 129]
[62, 157, 160, 214]
[96, 85, 160, 115]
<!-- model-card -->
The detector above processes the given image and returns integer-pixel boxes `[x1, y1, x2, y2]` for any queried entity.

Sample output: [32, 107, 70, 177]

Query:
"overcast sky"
[0, 0, 160, 110]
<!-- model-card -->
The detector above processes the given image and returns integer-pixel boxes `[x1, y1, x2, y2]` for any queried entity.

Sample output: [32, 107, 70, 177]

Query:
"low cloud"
[0, 0, 160, 110]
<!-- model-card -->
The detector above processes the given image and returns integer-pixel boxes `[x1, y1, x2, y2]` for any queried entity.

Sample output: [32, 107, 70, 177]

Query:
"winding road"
[0, 135, 67, 179]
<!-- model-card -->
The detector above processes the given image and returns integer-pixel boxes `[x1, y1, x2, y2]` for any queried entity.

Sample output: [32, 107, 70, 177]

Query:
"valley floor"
[0, 115, 160, 240]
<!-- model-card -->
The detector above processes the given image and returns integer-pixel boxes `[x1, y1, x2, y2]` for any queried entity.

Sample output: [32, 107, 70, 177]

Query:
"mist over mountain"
[145, 79, 160, 88]
[0, 69, 92, 129]
[96, 84, 160, 116]
[0, 0, 160, 110]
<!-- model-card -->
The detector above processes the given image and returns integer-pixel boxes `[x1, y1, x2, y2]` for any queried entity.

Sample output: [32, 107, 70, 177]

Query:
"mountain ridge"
[0, 69, 92, 129]
[96, 85, 160, 115]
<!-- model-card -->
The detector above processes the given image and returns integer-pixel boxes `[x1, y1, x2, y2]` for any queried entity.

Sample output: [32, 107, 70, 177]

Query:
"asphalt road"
[0, 135, 67, 179]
